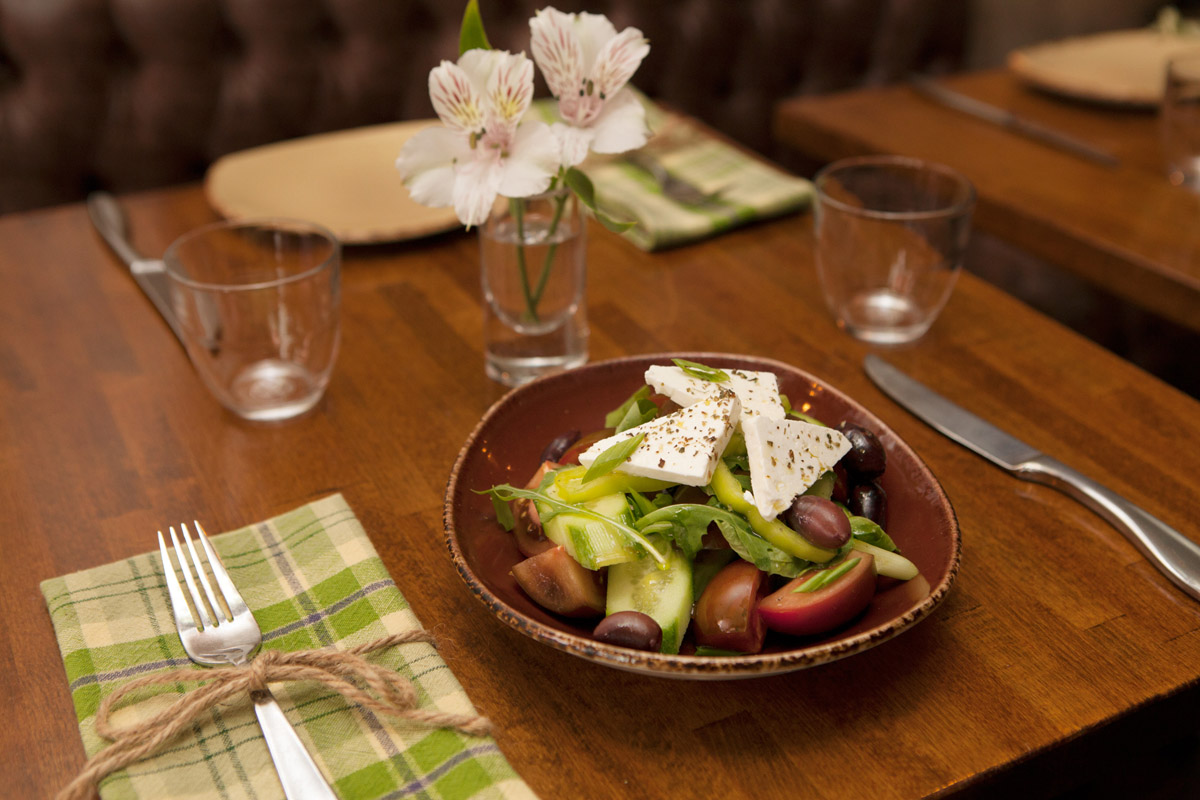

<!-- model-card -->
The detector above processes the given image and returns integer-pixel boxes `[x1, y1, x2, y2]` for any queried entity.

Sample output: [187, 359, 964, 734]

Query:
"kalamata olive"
[593, 611, 662, 652]
[539, 430, 581, 464]
[831, 463, 849, 505]
[780, 495, 852, 549]
[837, 422, 886, 479]
[850, 481, 888, 527]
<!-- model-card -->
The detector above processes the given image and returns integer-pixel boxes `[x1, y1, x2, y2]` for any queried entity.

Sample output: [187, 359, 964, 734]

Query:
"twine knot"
[58, 630, 492, 800]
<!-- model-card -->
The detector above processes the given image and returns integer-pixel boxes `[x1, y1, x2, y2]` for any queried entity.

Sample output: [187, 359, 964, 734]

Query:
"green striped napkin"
[41, 494, 535, 800]
[530, 95, 813, 251]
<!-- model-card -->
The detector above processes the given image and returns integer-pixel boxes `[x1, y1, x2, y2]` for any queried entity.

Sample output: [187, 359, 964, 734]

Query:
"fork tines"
[158, 521, 244, 631]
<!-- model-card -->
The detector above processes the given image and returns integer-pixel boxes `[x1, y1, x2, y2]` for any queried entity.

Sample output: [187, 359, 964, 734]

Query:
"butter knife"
[910, 76, 1120, 168]
[87, 192, 220, 353]
[864, 355, 1200, 602]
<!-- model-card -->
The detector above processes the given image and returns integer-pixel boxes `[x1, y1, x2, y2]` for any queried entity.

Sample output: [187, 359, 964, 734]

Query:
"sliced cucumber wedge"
[606, 537, 693, 654]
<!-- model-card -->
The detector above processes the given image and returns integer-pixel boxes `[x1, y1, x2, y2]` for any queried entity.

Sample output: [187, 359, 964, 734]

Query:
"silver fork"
[159, 522, 338, 800]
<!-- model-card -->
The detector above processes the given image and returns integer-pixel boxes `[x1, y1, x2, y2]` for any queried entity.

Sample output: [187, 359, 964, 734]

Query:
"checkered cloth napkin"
[41, 494, 534, 800]
[530, 96, 813, 251]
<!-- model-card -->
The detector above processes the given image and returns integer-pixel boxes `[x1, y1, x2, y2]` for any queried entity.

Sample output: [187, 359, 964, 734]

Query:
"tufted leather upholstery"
[0, 0, 965, 214]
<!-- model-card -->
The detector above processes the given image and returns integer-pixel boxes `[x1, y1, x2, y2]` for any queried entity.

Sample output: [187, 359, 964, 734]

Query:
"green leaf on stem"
[459, 0, 491, 54]
[565, 167, 636, 233]
[582, 433, 645, 483]
[604, 385, 651, 428]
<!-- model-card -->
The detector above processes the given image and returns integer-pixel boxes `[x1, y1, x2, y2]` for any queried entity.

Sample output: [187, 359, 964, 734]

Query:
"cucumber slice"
[540, 490, 640, 570]
[606, 538, 693, 654]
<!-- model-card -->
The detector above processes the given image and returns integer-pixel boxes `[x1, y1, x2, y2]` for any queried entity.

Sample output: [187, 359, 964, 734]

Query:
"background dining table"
[3, 175, 1200, 798]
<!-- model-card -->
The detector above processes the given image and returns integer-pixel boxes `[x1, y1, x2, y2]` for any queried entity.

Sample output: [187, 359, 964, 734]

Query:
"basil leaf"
[582, 433, 644, 483]
[671, 358, 729, 383]
[565, 167, 636, 232]
[615, 398, 658, 433]
[458, 0, 491, 53]
[850, 515, 897, 552]
[604, 385, 650, 428]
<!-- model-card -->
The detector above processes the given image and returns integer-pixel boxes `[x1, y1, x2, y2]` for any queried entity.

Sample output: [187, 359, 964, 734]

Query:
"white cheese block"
[742, 416, 851, 520]
[644, 365, 785, 423]
[578, 391, 741, 486]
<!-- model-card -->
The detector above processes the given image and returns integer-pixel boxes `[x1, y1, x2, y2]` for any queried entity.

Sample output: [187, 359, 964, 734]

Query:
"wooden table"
[4, 182, 1200, 799]
[773, 68, 1200, 335]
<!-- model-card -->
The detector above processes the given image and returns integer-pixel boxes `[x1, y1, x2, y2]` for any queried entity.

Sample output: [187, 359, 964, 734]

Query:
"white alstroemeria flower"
[396, 48, 559, 227]
[529, 7, 650, 167]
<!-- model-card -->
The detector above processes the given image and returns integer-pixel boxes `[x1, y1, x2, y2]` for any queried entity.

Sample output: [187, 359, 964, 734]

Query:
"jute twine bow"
[57, 630, 492, 800]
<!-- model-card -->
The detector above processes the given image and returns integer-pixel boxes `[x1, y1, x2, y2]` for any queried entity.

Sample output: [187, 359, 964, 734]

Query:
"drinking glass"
[1162, 50, 1200, 190]
[480, 187, 588, 387]
[813, 155, 975, 345]
[163, 219, 341, 421]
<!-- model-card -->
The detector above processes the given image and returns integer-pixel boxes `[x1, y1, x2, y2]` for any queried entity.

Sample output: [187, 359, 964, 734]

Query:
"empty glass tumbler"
[813, 155, 975, 345]
[163, 219, 341, 421]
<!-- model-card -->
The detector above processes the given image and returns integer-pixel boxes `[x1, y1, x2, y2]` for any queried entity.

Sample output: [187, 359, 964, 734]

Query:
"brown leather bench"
[0, 0, 965, 214]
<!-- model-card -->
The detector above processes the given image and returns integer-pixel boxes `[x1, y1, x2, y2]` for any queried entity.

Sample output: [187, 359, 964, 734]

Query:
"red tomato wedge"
[511, 546, 606, 618]
[758, 552, 876, 637]
[692, 560, 769, 653]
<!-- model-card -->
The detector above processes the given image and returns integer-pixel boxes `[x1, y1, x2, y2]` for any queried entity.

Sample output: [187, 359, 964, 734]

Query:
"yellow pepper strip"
[710, 461, 836, 564]
[553, 465, 674, 504]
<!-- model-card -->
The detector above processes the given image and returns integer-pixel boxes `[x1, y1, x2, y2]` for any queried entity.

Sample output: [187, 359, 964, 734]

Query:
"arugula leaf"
[564, 167, 636, 232]
[632, 503, 732, 559]
[489, 493, 515, 531]
[671, 358, 729, 382]
[458, 0, 491, 53]
[478, 484, 666, 565]
[582, 432, 644, 483]
[850, 516, 897, 552]
[604, 385, 651, 428]
[614, 398, 659, 433]
[704, 509, 811, 578]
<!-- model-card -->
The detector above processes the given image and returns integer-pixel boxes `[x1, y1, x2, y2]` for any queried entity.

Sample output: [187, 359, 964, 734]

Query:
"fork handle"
[252, 689, 340, 799]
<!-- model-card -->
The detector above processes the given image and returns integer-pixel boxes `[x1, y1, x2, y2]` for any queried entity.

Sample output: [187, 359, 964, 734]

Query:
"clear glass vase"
[480, 187, 588, 386]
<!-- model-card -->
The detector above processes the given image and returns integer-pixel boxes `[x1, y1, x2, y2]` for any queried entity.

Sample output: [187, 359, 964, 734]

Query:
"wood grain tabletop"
[773, 68, 1200, 336]
[3, 182, 1200, 799]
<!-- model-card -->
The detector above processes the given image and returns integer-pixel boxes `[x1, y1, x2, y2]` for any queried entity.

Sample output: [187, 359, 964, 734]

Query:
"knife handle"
[87, 191, 142, 268]
[1017, 455, 1200, 601]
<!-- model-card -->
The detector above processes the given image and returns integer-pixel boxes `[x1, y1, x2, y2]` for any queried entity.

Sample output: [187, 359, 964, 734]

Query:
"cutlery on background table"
[864, 355, 1200, 602]
[910, 75, 1120, 168]
[159, 522, 338, 800]
[87, 191, 220, 353]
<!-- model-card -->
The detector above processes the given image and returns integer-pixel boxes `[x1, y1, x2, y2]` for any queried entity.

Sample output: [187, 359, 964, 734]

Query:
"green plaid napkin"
[531, 95, 813, 251]
[41, 494, 535, 800]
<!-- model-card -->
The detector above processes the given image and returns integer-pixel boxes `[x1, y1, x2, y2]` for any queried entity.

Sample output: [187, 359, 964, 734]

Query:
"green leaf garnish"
[614, 398, 659, 433]
[793, 557, 861, 593]
[564, 167, 636, 232]
[849, 516, 897, 552]
[604, 385, 650, 428]
[693, 646, 745, 657]
[671, 358, 729, 383]
[489, 492, 515, 531]
[458, 0, 491, 53]
[582, 432, 645, 483]
[780, 393, 828, 425]
[478, 484, 667, 565]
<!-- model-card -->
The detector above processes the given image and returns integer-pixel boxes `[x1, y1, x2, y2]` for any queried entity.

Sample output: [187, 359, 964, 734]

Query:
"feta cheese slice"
[742, 416, 851, 520]
[645, 365, 785, 423]
[578, 391, 741, 486]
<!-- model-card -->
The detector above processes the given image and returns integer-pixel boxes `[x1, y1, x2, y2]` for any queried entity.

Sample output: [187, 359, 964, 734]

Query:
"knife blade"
[864, 354, 1200, 602]
[87, 192, 220, 353]
[910, 76, 1120, 168]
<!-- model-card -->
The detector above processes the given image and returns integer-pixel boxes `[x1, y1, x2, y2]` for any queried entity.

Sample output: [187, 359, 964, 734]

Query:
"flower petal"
[454, 155, 504, 227]
[591, 27, 649, 98]
[485, 51, 535, 136]
[428, 60, 483, 134]
[572, 12, 619, 76]
[530, 7, 583, 101]
[550, 121, 594, 168]
[498, 121, 559, 197]
[396, 126, 470, 207]
[586, 89, 648, 154]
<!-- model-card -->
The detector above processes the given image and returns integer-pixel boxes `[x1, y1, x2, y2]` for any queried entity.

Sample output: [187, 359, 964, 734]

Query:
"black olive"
[837, 422, 886, 479]
[850, 481, 888, 527]
[593, 611, 662, 652]
[780, 495, 852, 549]
[539, 430, 581, 464]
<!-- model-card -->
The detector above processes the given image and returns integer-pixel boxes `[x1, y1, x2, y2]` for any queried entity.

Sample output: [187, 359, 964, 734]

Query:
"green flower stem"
[530, 191, 569, 310]
[509, 197, 540, 323]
